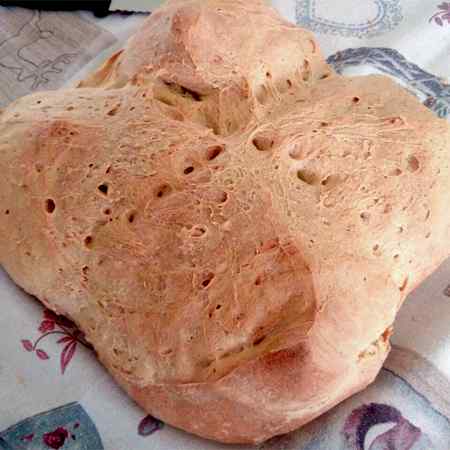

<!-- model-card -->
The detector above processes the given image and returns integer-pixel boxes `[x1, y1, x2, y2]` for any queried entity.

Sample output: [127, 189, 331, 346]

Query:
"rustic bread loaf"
[1, 0, 450, 444]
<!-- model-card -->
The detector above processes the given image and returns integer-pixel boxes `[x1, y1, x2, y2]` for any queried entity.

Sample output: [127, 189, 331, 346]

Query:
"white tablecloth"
[1, 2, 450, 449]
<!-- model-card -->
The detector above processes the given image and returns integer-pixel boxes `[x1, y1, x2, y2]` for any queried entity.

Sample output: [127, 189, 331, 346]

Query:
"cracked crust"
[1, 0, 450, 444]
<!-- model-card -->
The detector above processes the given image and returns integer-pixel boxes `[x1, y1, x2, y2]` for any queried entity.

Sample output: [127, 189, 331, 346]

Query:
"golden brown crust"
[1, 0, 450, 444]
[79, 0, 331, 136]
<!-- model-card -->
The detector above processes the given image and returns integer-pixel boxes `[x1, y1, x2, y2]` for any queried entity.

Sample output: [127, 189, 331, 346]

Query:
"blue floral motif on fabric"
[296, 0, 403, 38]
[0, 402, 103, 450]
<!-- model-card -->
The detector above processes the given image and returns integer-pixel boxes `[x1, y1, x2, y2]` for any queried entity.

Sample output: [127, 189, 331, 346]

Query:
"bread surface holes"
[201, 273, 215, 289]
[98, 184, 109, 195]
[252, 135, 274, 152]
[407, 155, 420, 172]
[206, 145, 224, 161]
[297, 169, 317, 185]
[45, 199, 56, 214]
[84, 236, 93, 248]
[156, 184, 172, 198]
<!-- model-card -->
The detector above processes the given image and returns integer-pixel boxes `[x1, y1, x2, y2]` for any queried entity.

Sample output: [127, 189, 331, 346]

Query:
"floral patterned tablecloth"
[1, 1, 450, 449]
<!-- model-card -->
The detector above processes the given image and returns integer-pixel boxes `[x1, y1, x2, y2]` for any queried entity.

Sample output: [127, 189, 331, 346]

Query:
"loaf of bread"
[1, 0, 450, 444]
